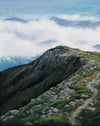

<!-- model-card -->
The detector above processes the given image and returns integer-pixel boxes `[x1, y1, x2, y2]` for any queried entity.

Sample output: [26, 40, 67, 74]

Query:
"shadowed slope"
[0, 46, 82, 115]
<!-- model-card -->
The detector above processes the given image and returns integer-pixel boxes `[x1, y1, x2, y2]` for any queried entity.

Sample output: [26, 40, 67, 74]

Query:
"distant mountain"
[93, 44, 100, 51]
[4, 17, 29, 23]
[0, 56, 37, 72]
[51, 16, 100, 28]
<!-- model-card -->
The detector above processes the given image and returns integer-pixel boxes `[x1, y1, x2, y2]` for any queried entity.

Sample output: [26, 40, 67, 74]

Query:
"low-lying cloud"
[0, 15, 100, 58]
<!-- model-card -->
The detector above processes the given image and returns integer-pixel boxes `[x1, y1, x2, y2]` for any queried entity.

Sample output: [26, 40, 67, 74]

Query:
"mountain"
[93, 44, 100, 52]
[4, 17, 29, 23]
[51, 16, 100, 28]
[0, 46, 100, 126]
[0, 56, 37, 72]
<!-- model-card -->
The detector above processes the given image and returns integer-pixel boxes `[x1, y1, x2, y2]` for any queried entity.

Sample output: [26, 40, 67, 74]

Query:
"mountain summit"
[0, 46, 100, 126]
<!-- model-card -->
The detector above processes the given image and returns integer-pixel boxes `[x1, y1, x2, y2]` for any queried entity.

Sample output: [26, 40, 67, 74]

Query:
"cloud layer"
[0, 15, 100, 58]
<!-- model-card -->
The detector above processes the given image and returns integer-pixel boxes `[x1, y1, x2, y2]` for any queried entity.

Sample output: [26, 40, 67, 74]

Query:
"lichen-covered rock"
[1, 110, 19, 121]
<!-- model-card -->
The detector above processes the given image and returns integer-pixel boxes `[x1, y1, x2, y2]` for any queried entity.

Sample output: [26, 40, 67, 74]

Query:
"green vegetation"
[79, 83, 100, 126]
[53, 45, 67, 49]
[33, 116, 70, 126]
[79, 52, 100, 62]
[70, 85, 92, 99]
[50, 99, 70, 109]
[0, 119, 24, 126]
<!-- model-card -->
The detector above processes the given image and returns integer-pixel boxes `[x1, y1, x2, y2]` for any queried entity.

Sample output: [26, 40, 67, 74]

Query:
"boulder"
[87, 107, 96, 111]
[1, 110, 19, 120]
[69, 101, 76, 106]
[2, 116, 15, 121]
[36, 97, 42, 101]
[52, 108, 59, 113]
[24, 122, 32, 126]
[31, 99, 35, 102]
[62, 112, 69, 115]
[81, 94, 88, 98]
[89, 102, 94, 106]
[63, 104, 69, 108]
[6, 110, 19, 116]
[41, 115, 47, 119]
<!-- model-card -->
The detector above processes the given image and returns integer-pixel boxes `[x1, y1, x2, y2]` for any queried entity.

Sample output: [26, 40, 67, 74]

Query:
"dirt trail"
[69, 74, 100, 126]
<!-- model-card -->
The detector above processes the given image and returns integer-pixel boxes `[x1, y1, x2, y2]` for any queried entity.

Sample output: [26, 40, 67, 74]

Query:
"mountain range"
[0, 56, 37, 72]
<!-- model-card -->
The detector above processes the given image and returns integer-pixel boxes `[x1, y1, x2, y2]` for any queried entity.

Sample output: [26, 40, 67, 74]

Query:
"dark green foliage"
[54, 45, 67, 49]
[70, 85, 92, 99]
[80, 109, 100, 126]
[33, 116, 71, 126]
[0, 119, 24, 126]
[50, 99, 70, 109]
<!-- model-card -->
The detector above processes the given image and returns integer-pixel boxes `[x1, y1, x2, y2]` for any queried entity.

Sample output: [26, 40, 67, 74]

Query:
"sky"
[0, 0, 100, 58]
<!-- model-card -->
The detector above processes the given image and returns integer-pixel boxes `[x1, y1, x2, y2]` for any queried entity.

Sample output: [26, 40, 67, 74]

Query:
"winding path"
[69, 74, 100, 126]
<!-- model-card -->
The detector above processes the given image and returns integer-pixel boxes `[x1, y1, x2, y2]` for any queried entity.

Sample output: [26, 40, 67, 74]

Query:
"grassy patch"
[33, 116, 70, 126]
[79, 83, 100, 126]
[50, 99, 70, 109]
[70, 85, 92, 99]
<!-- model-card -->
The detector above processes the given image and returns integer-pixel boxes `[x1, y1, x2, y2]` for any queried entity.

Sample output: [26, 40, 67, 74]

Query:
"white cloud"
[0, 16, 100, 58]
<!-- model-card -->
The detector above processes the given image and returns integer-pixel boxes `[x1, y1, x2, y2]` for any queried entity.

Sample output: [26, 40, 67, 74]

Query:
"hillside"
[0, 46, 100, 126]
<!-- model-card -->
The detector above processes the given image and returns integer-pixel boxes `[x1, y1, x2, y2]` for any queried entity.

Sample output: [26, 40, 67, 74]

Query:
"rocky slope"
[0, 45, 100, 126]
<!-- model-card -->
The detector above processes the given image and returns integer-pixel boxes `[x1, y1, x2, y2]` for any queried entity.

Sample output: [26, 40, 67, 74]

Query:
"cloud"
[0, 16, 100, 58]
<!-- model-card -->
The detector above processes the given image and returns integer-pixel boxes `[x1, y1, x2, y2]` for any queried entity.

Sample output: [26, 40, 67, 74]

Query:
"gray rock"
[64, 104, 69, 108]
[48, 109, 52, 113]
[18, 106, 25, 111]
[43, 93, 57, 103]
[36, 97, 42, 101]
[26, 111, 30, 114]
[87, 107, 96, 111]
[24, 122, 32, 126]
[6, 110, 19, 116]
[44, 106, 49, 111]
[52, 108, 59, 113]
[79, 99, 84, 102]
[42, 111, 46, 114]
[47, 113, 51, 117]
[60, 88, 75, 97]
[1, 115, 5, 120]
[69, 101, 76, 106]
[59, 96, 65, 99]
[43, 103, 48, 105]
[1, 110, 19, 120]
[31, 104, 42, 109]
[89, 103, 94, 106]
[62, 112, 69, 115]
[2, 116, 15, 121]
[41, 115, 46, 119]
[1, 110, 19, 121]
[46, 112, 55, 117]
[31, 99, 35, 102]
[81, 94, 88, 98]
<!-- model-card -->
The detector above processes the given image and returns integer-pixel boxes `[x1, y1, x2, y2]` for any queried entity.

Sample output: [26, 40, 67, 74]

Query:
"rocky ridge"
[0, 46, 100, 126]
